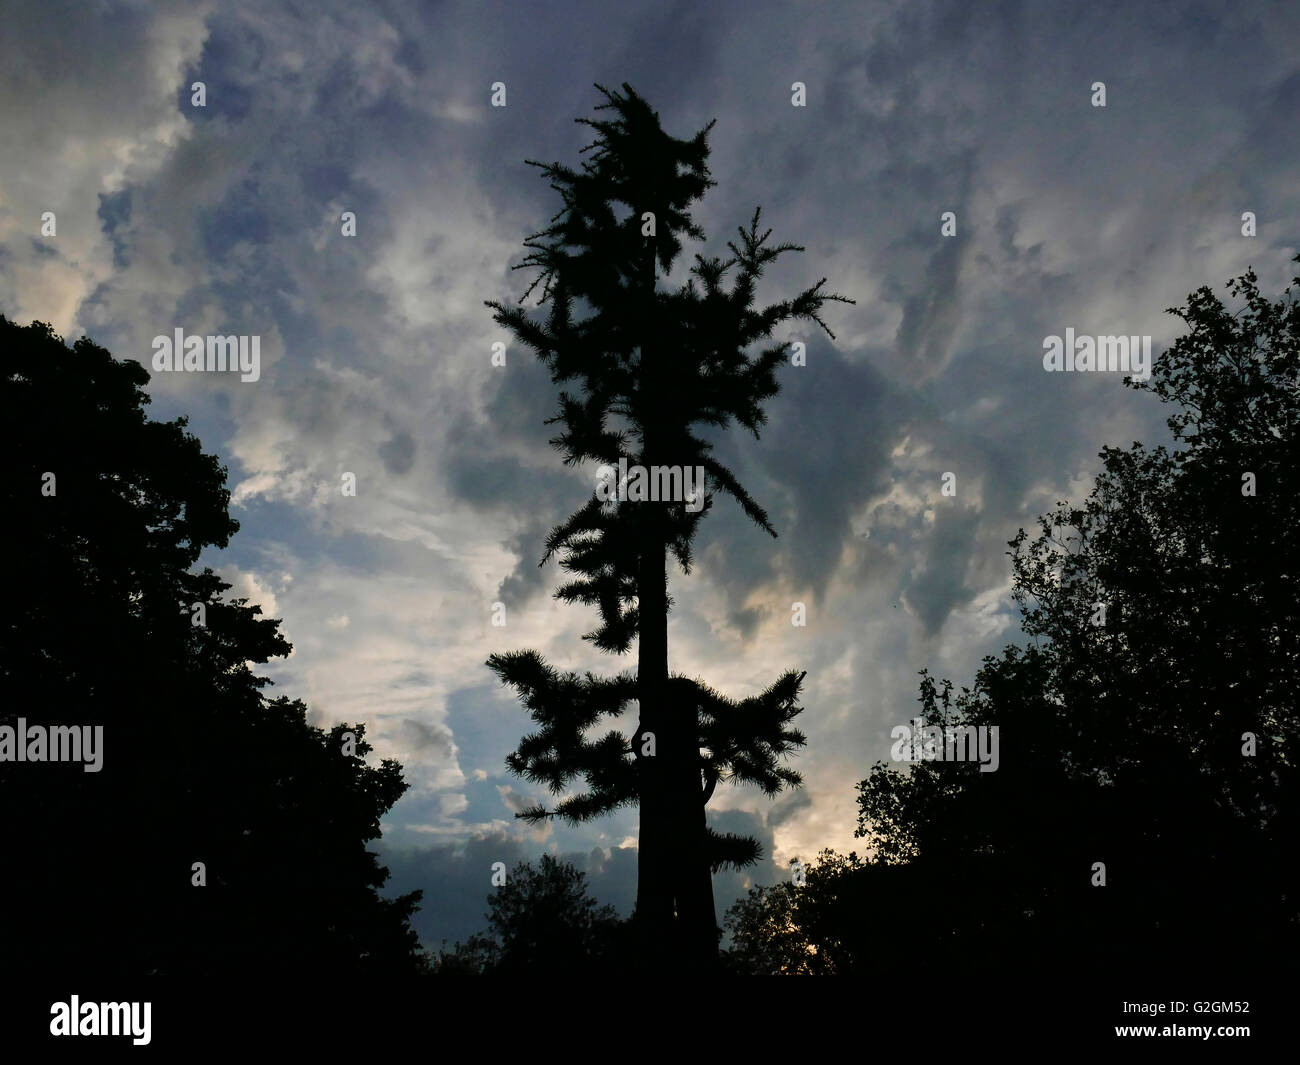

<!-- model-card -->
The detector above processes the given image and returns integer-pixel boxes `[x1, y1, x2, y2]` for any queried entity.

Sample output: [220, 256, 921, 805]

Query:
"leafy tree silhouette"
[0, 316, 424, 977]
[722, 849, 865, 975]
[484, 83, 852, 969]
[728, 261, 1299, 980]
[429, 855, 623, 975]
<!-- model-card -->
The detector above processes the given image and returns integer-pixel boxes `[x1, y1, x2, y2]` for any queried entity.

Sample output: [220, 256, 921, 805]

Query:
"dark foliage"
[428, 856, 625, 975]
[0, 317, 424, 977]
[484, 83, 851, 964]
[725, 261, 1300, 979]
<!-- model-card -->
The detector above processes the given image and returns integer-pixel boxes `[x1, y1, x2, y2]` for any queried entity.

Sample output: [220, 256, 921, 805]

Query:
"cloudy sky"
[3, 0, 1296, 948]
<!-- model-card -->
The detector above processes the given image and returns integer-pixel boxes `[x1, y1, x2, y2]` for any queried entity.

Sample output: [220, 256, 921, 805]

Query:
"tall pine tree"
[485, 83, 852, 968]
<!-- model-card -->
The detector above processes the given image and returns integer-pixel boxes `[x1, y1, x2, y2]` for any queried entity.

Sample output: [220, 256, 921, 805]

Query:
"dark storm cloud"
[688, 334, 907, 624]
[376, 833, 530, 948]
[759, 341, 905, 604]
[442, 346, 580, 520]
[495, 513, 558, 605]
[766, 788, 815, 830]
[895, 229, 972, 379]
[707, 807, 783, 908]
[184, 12, 259, 120]
[96, 188, 133, 268]
[379, 427, 417, 475]
[903, 504, 981, 637]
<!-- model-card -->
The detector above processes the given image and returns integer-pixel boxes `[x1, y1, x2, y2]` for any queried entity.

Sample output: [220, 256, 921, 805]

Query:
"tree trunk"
[668, 693, 718, 968]
[634, 244, 717, 970]
[632, 244, 675, 969]
[633, 515, 673, 967]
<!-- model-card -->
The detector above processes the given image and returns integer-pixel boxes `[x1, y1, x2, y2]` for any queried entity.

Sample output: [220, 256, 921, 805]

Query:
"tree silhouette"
[429, 855, 622, 975]
[852, 260, 1299, 978]
[0, 316, 424, 977]
[722, 849, 868, 975]
[484, 83, 852, 968]
[728, 260, 1299, 979]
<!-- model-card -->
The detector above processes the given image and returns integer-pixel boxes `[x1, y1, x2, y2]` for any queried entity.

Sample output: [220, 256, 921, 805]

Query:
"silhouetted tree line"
[431, 260, 1298, 978]
[1, 317, 423, 977]
[5, 107, 1294, 981]
[427, 855, 628, 975]
[723, 260, 1299, 978]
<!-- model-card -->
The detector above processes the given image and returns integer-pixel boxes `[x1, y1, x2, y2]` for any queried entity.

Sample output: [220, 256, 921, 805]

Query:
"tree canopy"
[429, 855, 623, 975]
[0, 316, 424, 977]
[485, 83, 851, 965]
[725, 259, 1300, 978]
